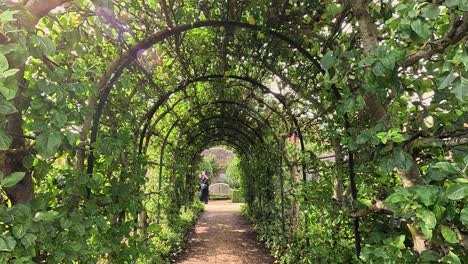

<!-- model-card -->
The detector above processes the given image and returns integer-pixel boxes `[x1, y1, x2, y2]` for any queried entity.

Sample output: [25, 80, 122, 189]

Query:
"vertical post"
[344, 113, 360, 258]
[279, 140, 286, 235]
[156, 121, 179, 224]
[348, 150, 360, 257]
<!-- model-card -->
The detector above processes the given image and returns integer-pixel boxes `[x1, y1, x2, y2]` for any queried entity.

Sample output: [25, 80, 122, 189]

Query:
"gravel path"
[176, 200, 274, 264]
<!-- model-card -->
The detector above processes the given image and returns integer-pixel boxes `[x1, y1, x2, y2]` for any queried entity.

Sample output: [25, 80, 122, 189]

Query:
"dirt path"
[176, 200, 274, 264]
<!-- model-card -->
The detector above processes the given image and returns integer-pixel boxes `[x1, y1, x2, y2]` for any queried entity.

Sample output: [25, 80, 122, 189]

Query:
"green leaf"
[440, 251, 461, 264]
[8, 204, 32, 222]
[420, 223, 433, 239]
[0, 10, 19, 23]
[381, 55, 395, 70]
[33, 210, 60, 222]
[446, 183, 467, 200]
[20, 233, 36, 249]
[0, 97, 17, 114]
[451, 76, 467, 102]
[440, 225, 458, 243]
[371, 61, 386, 76]
[0, 128, 12, 150]
[0, 78, 18, 100]
[385, 192, 407, 204]
[414, 185, 439, 206]
[461, 207, 468, 226]
[395, 234, 406, 249]
[432, 162, 457, 174]
[445, 0, 459, 7]
[461, 1, 468, 11]
[52, 111, 67, 127]
[421, 4, 440, 19]
[33, 160, 49, 180]
[36, 131, 62, 158]
[391, 133, 406, 143]
[1, 68, 18, 78]
[445, 0, 468, 11]
[147, 223, 162, 233]
[411, 19, 432, 39]
[376, 132, 388, 144]
[12, 224, 27, 239]
[22, 155, 34, 169]
[417, 209, 437, 229]
[438, 72, 457, 89]
[320, 51, 336, 71]
[394, 148, 414, 173]
[31, 35, 56, 56]
[0, 53, 8, 72]
[1, 172, 26, 188]
[433, 204, 446, 221]
[419, 250, 441, 262]
[357, 198, 372, 207]
[0, 234, 16, 252]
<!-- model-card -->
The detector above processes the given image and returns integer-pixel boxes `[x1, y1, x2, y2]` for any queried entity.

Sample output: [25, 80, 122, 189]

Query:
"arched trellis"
[140, 99, 282, 155]
[130, 74, 311, 198]
[85, 18, 360, 257]
[187, 116, 266, 143]
[141, 101, 275, 152]
[137, 92, 285, 155]
[154, 119, 262, 223]
[143, 101, 284, 192]
[137, 74, 296, 155]
[88, 18, 328, 177]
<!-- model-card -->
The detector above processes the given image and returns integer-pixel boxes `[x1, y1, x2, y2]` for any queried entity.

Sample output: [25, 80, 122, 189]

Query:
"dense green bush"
[225, 157, 241, 189]
[232, 189, 245, 203]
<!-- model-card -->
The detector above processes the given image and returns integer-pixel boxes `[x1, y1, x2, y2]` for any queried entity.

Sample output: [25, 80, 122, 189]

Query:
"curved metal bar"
[187, 115, 265, 143]
[138, 74, 292, 154]
[186, 125, 260, 147]
[190, 137, 252, 160]
[88, 19, 325, 177]
[141, 99, 279, 155]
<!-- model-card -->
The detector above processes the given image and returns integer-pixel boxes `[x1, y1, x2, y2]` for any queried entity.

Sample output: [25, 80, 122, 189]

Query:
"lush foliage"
[225, 157, 241, 189]
[0, 0, 466, 263]
[200, 154, 218, 179]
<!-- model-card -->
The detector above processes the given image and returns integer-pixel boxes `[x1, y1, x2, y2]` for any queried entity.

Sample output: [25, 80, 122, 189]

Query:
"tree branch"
[405, 13, 468, 67]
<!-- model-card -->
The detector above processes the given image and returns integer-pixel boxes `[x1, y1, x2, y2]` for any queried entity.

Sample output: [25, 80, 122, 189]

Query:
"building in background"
[201, 147, 234, 182]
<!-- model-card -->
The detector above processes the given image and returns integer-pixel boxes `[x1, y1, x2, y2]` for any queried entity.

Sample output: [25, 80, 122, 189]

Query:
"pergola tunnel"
[0, 0, 467, 263]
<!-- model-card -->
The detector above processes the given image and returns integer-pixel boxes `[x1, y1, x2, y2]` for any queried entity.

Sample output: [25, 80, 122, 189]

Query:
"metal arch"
[88, 19, 325, 179]
[144, 100, 286, 186]
[185, 125, 261, 147]
[138, 93, 283, 155]
[136, 77, 308, 189]
[141, 99, 280, 155]
[142, 102, 272, 152]
[138, 74, 292, 154]
[100, 20, 322, 92]
[136, 74, 306, 172]
[154, 114, 260, 166]
[186, 115, 265, 143]
[149, 112, 265, 183]
[184, 127, 259, 154]
[190, 138, 252, 160]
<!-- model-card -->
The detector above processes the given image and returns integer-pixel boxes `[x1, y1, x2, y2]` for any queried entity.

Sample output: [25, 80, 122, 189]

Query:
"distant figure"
[199, 170, 209, 204]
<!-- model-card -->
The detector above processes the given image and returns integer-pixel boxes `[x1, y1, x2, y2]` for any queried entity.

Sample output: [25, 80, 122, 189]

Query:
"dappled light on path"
[176, 200, 274, 264]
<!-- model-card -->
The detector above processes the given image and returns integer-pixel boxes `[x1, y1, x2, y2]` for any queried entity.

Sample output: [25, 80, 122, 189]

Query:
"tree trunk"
[0, 0, 71, 205]
[350, 0, 429, 253]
